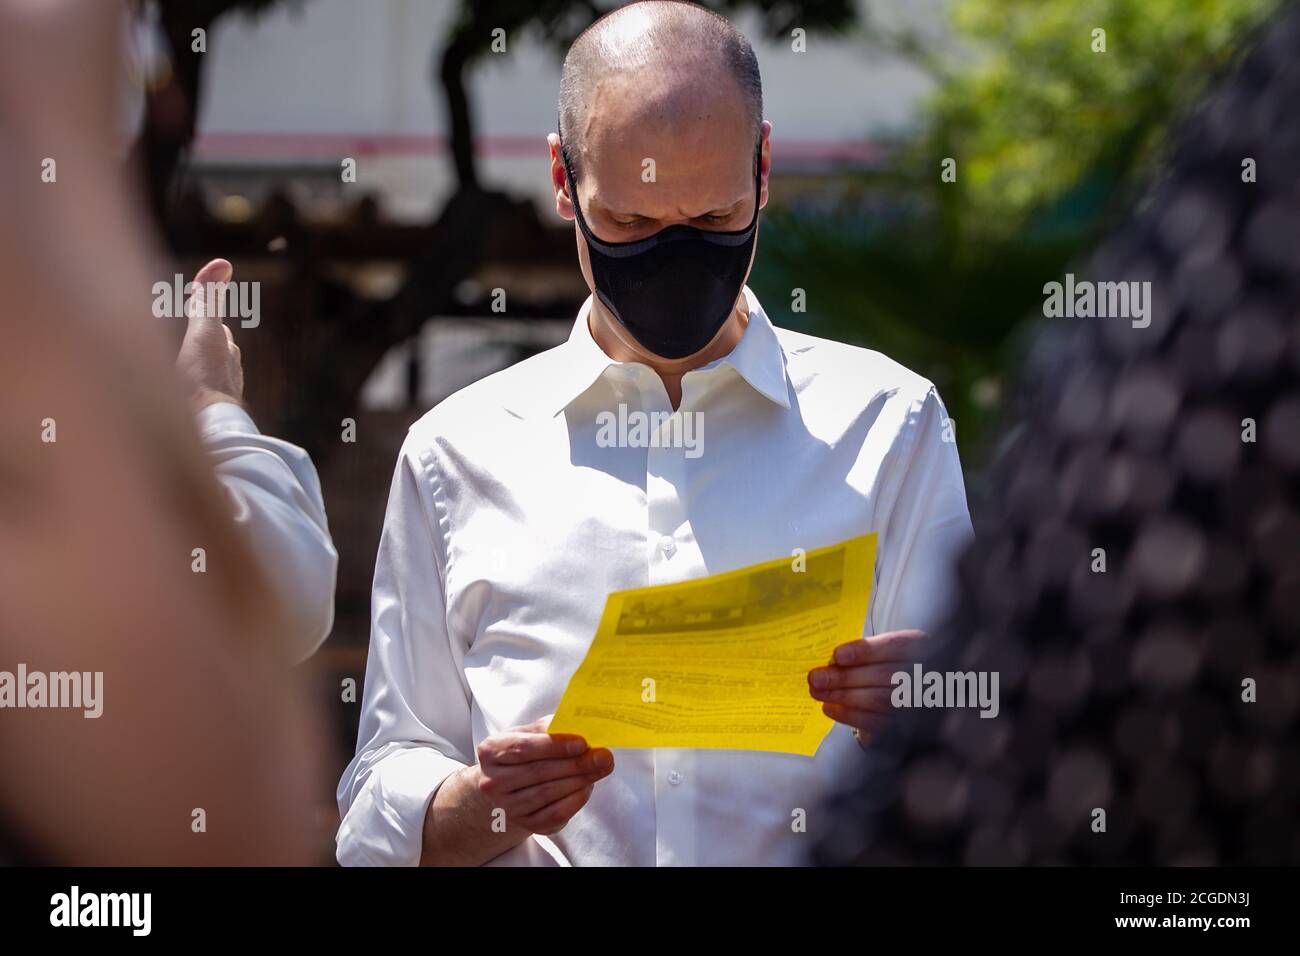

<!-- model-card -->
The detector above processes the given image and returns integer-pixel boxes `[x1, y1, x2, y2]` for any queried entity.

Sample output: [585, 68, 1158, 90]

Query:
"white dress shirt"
[336, 287, 973, 866]
[197, 402, 338, 661]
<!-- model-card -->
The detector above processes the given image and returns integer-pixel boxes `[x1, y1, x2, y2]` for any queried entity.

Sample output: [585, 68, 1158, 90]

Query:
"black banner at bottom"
[0, 864, 1284, 942]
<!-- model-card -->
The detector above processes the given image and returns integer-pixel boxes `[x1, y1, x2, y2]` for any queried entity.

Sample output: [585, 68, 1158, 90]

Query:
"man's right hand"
[421, 716, 614, 865]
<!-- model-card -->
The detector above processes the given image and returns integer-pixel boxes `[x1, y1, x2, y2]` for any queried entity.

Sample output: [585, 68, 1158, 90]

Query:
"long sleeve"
[335, 435, 474, 867]
[197, 402, 338, 661]
[870, 384, 975, 639]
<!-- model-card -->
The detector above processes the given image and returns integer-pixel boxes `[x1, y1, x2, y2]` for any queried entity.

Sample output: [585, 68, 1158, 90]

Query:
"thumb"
[519, 714, 554, 733]
[185, 258, 234, 322]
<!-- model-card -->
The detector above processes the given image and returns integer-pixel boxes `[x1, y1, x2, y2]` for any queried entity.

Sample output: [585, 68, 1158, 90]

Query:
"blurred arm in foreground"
[0, 0, 321, 864]
[178, 258, 339, 662]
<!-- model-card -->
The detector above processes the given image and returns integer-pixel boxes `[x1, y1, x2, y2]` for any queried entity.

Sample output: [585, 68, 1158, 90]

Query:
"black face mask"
[561, 140, 762, 359]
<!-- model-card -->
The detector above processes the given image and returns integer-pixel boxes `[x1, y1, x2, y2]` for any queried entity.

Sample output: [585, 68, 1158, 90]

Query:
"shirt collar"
[540, 286, 792, 418]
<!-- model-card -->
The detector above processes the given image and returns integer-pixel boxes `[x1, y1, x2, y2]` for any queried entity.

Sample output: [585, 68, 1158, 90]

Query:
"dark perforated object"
[814, 5, 1300, 866]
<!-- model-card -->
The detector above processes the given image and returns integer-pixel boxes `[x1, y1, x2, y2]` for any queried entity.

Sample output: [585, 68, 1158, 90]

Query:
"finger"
[808, 661, 897, 692]
[185, 259, 233, 322]
[484, 748, 613, 795]
[194, 258, 233, 287]
[831, 629, 927, 666]
[513, 715, 556, 735]
[512, 713, 579, 739]
[186, 282, 228, 322]
[809, 686, 893, 713]
[518, 784, 595, 835]
[479, 729, 588, 766]
[509, 766, 608, 817]
[821, 703, 889, 734]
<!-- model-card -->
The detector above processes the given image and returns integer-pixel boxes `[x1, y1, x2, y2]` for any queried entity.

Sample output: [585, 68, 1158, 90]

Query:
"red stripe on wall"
[192, 131, 886, 163]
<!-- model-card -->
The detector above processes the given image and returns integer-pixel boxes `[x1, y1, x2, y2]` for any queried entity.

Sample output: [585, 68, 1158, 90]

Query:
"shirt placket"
[634, 366, 709, 867]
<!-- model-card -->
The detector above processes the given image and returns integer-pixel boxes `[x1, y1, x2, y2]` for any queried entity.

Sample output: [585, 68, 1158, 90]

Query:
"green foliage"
[934, 0, 1278, 234]
[755, 0, 1282, 470]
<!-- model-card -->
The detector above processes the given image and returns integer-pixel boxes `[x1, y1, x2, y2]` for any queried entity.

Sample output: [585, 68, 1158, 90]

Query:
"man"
[177, 258, 338, 662]
[337, 0, 973, 866]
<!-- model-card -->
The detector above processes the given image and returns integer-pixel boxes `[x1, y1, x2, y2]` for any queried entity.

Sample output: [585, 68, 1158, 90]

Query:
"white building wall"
[195, 0, 947, 220]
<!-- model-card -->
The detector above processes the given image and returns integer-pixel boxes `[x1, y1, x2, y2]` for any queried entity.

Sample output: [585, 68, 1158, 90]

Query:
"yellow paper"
[548, 533, 878, 757]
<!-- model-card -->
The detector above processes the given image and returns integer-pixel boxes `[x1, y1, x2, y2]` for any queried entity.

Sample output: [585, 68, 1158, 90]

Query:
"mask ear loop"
[558, 134, 600, 243]
[747, 135, 764, 229]
[557, 113, 587, 226]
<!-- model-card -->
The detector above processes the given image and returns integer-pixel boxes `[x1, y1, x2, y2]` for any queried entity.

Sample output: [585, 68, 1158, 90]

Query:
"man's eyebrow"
[602, 195, 749, 220]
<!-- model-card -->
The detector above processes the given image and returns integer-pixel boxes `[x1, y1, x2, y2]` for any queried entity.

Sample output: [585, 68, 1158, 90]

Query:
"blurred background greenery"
[144, 0, 1284, 479]
[753, 0, 1281, 477]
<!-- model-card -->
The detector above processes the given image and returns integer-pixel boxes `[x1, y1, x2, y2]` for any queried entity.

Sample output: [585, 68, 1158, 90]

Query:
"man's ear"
[548, 133, 575, 221]
[758, 120, 772, 211]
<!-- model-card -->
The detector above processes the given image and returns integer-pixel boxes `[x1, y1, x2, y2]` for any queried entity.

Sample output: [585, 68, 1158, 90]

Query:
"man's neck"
[587, 294, 750, 411]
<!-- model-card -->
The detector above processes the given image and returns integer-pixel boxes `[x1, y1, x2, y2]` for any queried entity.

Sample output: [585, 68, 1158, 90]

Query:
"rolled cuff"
[196, 401, 258, 437]
[336, 746, 467, 867]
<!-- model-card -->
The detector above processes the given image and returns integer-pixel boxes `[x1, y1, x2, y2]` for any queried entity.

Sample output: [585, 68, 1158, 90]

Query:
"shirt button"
[667, 770, 683, 786]
[659, 534, 677, 557]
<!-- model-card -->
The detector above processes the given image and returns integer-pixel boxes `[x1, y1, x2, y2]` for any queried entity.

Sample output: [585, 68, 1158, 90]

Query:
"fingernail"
[834, 645, 855, 664]
[567, 739, 585, 755]
[593, 750, 612, 769]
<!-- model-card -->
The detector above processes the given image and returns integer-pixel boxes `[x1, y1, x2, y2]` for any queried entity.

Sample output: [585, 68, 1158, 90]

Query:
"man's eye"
[609, 213, 729, 229]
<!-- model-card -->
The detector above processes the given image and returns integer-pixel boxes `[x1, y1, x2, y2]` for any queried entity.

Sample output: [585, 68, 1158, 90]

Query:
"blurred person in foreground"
[815, 4, 1300, 866]
[176, 255, 338, 662]
[0, 0, 321, 864]
[338, 0, 973, 866]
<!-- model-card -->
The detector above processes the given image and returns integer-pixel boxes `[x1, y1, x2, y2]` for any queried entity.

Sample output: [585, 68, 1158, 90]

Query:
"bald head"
[558, 1, 763, 174]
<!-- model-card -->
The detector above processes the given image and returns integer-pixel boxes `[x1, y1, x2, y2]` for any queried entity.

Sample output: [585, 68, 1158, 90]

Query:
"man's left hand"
[807, 629, 928, 744]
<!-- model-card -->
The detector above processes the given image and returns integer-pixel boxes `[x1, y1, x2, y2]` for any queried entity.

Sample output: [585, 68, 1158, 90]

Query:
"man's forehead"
[578, 136, 754, 180]
[574, 145, 756, 219]
[575, 74, 754, 184]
